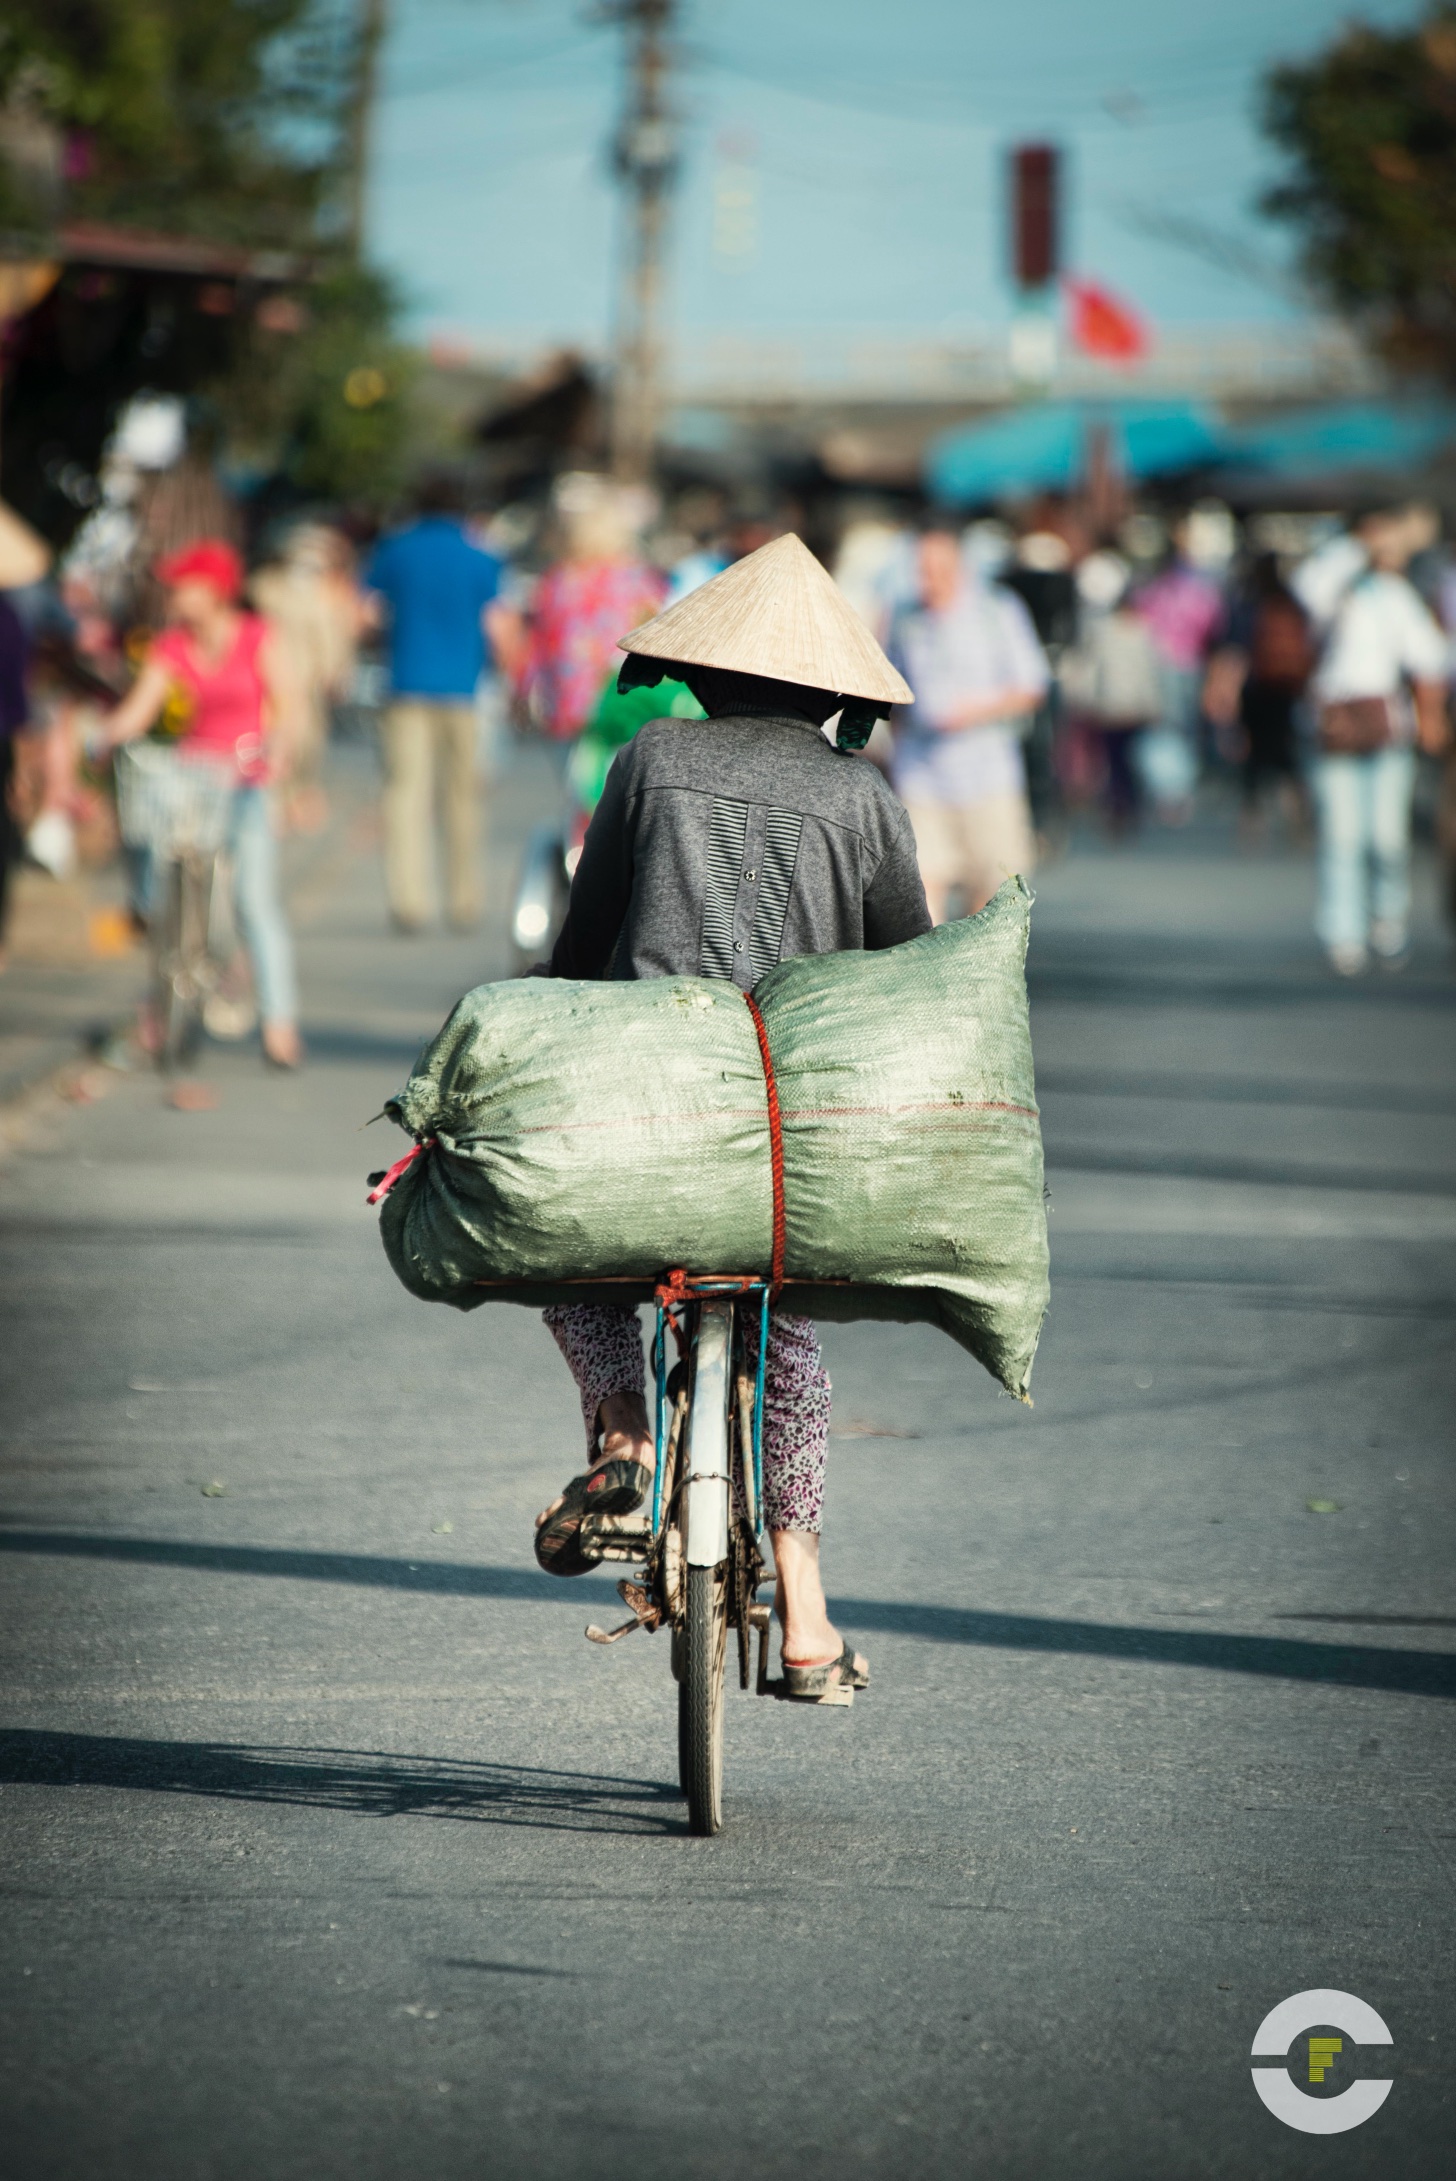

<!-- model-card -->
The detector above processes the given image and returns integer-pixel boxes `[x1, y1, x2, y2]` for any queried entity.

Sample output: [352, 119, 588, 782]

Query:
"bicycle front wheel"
[679, 1561, 727, 1836]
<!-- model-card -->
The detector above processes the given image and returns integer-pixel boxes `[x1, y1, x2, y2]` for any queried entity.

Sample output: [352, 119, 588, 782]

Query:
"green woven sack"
[377, 879, 1048, 1397]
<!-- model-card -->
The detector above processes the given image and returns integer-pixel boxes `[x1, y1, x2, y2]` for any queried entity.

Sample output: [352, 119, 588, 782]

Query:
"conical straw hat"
[0, 498, 51, 590]
[620, 531, 912, 705]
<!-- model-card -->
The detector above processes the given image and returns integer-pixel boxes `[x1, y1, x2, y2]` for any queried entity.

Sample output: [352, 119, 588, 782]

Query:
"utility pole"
[343, 0, 387, 262]
[605, 0, 678, 482]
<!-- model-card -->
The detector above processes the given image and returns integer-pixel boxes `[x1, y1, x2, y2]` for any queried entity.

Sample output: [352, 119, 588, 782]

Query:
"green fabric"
[567, 674, 703, 815]
[379, 879, 1049, 1398]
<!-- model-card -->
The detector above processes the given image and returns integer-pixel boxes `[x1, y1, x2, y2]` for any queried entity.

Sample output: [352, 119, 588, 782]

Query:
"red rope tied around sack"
[654, 999, 785, 1306]
[366, 1137, 435, 1206]
[743, 989, 786, 1297]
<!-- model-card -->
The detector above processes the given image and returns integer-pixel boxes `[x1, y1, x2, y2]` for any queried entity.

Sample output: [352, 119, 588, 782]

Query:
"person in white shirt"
[1293, 505, 1450, 973]
[887, 519, 1049, 922]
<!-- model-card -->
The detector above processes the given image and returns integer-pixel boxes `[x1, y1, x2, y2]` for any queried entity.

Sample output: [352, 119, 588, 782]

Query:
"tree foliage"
[0, 2, 426, 510]
[230, 264, 419, 506]
[1262, 6, 1456, 374]
[0, 0, 353, 244]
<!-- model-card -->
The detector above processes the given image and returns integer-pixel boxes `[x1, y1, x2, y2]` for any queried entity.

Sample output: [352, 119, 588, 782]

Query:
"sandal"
[781, 1640, 869, 1706]
[533, 1458, 652, 1579]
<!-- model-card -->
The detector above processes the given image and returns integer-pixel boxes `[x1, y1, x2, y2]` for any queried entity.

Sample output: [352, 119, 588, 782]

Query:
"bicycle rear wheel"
[679, 1561, 727, 1835]
[154, 862, 191, 1070]
[157, 856, 214, 1071]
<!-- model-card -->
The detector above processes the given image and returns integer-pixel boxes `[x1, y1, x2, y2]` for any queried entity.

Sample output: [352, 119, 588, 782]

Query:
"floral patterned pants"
[542, 1303, 831, 1532]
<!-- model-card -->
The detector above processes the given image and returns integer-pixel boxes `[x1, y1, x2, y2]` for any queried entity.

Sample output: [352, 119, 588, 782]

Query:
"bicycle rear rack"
[651, 1274, 769, 1540]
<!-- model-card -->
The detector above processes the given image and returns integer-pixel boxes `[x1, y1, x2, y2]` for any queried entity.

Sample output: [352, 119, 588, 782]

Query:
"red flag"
[1064, 278, 1149, 362]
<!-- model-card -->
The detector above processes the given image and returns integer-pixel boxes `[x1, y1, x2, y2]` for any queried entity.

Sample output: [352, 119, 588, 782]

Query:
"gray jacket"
[549, 710, 931, 986]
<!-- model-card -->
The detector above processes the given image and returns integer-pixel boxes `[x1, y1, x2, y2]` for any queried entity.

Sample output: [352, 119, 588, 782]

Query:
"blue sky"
[370, 0, 1421, 348]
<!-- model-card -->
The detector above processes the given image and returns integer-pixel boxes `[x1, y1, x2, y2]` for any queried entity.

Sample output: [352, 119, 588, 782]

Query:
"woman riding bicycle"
[533, 533, 928, 1704]
[105, 539, 304, 1072]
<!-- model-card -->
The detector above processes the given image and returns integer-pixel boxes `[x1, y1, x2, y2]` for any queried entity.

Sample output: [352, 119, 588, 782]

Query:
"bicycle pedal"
[578, 1512, 652, 1562]
[617, 1577, 662, 1631]
[767, 1679, 854, 1708]
[754, 1611, 772, 1696]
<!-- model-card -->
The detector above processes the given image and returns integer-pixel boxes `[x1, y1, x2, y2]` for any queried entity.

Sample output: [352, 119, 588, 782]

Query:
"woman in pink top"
[106, 540, 303, 1068]
[491, 503, 666, 745]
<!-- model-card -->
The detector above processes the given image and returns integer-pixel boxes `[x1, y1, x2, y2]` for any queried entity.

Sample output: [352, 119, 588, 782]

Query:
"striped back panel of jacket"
[698, 797, 750, 980]
[698, 796, 806, 990]
[747, 808, 804, 985]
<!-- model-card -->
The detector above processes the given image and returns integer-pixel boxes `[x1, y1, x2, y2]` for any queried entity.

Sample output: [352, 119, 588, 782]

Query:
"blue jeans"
[133, 784, 298, 1024]
[1312, 746, 1416, 953]
[229, 785, 298, 1024]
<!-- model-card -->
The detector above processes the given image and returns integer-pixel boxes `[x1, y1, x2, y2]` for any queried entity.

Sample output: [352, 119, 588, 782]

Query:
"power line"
[1111, 203, 1305, 303]
[701, 55, 1262, 131]
[381, 33, 603, 101]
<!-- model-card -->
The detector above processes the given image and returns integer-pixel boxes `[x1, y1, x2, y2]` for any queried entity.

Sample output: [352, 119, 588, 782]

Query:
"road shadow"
[1273, 1611, 1456, 1628]
[1026, 937, 1456, 1013]
[0, 1728, 682, 1836]
[294, 1025, 434, 1069]
[1034, 1065, 1456, 1119]
[1042, 1144, 1456, 1197]
[826, 1597, 1456, 1699]
[439, 1958, 577, 1978]
[2, 1528, 1452, 1699]
[0, 1528, 618, 1607]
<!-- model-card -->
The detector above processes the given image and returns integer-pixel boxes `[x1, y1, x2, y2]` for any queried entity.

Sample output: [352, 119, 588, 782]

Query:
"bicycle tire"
[679, 1561, 727, 1836]
[155, 863, 190, 1071]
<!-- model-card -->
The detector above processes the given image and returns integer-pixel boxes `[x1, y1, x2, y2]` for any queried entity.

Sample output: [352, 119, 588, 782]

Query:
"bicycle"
[114, 742, 236, 1072]
[578, 1272, 780, 1838]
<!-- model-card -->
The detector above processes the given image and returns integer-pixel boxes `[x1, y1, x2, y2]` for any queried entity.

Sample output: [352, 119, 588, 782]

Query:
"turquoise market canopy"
[925, 398, 1456, 506]
[926, 401, 1227, 503]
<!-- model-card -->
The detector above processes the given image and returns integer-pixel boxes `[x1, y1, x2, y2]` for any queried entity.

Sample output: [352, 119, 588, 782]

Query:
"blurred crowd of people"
[2, 400, 1455, 1064]
[836, 493, 1456, 975]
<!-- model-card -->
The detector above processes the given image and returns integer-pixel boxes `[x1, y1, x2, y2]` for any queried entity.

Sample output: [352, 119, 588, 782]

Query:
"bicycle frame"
[651, 1278, 769, 1544]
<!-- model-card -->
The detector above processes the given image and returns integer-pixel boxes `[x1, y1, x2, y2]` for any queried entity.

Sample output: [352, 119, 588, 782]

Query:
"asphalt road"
[2, 751, 1453, 2181]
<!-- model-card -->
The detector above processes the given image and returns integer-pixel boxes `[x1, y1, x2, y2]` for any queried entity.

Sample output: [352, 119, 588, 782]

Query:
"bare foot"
[262, 1021, 304, 1069]
[535, 1390, 653, 1530]
[776, 1589, 865, 1674]
[596, 1388, 654, 1468]
[167, 1079, 220, 1112]
[771, 1530, 866, 1675]
[286, 786, 329, 836]
[136, 1001, 163, 1057]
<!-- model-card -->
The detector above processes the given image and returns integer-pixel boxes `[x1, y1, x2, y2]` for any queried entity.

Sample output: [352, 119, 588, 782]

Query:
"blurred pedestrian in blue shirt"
[366, 478, 502, 933]
[888, 518, 1047, 922]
